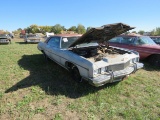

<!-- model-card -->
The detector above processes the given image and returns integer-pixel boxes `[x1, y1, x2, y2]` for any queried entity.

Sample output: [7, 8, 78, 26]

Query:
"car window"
[61, 37, 80, 49]
[47, 37, 60, 48]
[134, 36, 156, 45]
[109, 37, 121, 43]
[151, 37, 160, 43]
[120, 37, 134, 44]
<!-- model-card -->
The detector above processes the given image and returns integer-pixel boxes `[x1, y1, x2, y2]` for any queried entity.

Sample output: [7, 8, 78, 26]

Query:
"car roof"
[52, 34, 82, 37]
[118, 34, 143, 37]
[149, 36, 160, 38]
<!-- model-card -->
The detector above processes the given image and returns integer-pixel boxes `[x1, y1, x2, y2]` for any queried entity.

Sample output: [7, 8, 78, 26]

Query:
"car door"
[45, 37, 61, 63]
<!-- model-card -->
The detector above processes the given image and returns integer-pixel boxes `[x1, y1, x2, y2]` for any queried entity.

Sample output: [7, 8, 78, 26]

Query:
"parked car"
[37, 23, 143, 87]
[0, 34, 11, 44]
[24, 34, 41, 43]
[8, 33, 14, 39]
[109, 34, 160, 66]
[150, 36, 160, 45]
[19, 33, 24, 38]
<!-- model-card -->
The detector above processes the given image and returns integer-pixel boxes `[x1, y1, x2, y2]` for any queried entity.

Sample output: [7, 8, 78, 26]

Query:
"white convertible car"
[37, 23, 143, 87]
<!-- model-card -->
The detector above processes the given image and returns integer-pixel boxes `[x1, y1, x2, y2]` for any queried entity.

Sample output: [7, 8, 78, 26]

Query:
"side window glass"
[109, 37, 120, 43]
[134, 38, 143, 45]
[121, 37, 134, 44]
[47, 37, 60, 48]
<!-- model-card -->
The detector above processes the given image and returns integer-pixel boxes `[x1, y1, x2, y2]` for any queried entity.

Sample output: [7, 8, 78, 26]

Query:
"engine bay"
[70, 44, 131, 62]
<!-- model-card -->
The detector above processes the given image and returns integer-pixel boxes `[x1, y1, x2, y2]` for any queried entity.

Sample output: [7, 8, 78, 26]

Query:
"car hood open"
[69, 23, 135, 47]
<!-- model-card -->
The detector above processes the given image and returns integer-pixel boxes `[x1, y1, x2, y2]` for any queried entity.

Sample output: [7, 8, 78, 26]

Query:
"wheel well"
[41, 50, 44, 53]
[65, 61, 74, 70]
[147, 54, 160, 60]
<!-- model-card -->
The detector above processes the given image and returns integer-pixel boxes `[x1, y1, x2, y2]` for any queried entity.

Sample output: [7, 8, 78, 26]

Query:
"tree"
[154, 27, 160, 35]
[76, 24, 86, 34]
[29, 24, 40, 34]
[150, 29, 155, 36]
[68, 26, 77, 32]
[132, 31, 137, 33]
[86, 27, 92, 31]
[39, 26, 52, 34]
[51, 24, 63, 34]
[150, 27, 160, 36]
[138, 30, 145, 35]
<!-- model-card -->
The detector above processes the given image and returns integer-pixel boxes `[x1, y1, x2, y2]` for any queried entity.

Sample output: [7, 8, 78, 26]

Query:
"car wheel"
[42, 51, 49, 61]
[149, 55, 160, 67]
[71, 66, 82, 82]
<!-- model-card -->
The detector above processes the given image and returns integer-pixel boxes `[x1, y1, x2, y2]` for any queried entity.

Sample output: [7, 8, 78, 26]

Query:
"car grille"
[108, 60, 130, 71]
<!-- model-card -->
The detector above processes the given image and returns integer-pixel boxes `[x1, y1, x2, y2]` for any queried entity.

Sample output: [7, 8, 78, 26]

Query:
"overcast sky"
[0, 0, 160, 32]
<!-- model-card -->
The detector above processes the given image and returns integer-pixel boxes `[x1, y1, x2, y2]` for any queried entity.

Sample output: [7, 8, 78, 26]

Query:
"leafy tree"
[61, 26, 67, 31]
[39, 26, 52, 34]
[76, 24, 86, 34]
[25, 27, 32, 34]
[154, 27, 160, 35]
[86, 27, 92, 31]
[17, 28, 22, 31]
[68, 26, 77, 32]
[29, 24, 40, 34]
[150, 29, 155, 36]
[131, 31, 137, 33]
[138, 30, 145, 35]
[51, 24, 63, 34]
[150, 27, 160, 36]
[124, 31, 130, 35]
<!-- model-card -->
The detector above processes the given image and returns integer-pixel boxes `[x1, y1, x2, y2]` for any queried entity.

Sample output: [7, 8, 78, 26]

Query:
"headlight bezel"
[94, 67, 108, 75]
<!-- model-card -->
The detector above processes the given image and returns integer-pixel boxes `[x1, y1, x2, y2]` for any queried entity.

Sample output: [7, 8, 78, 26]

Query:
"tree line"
[12, 24, 89, 35]
[3, 24, 160, 36]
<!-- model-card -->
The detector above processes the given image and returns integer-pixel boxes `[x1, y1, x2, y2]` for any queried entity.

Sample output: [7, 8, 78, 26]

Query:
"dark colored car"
[109, 34, 160, 66]
[0, 34, 11, 44]
[150, 36, 160, 45]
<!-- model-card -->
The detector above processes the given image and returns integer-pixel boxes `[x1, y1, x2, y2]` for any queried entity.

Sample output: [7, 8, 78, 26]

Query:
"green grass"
[0, 38, 160, 120]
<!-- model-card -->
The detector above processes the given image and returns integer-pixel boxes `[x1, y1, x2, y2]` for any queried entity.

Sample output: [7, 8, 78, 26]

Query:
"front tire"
[71, 66, 82, 82]
[42, 51, 49, 61]
[149, 55, 160, 67]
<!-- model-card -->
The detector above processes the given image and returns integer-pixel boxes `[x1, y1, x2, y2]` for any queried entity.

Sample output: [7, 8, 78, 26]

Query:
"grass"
[0, 38, 160, 120]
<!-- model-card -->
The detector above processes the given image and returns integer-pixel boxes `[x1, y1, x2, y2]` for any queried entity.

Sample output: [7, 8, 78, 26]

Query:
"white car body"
[37, 23, 143, 87]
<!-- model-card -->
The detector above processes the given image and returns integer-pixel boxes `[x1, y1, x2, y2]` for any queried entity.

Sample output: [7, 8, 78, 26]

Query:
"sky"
[0, 0, 160, 32]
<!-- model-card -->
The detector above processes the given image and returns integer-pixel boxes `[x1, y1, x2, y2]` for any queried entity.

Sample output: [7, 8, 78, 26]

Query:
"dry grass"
[0, 38, 160, 120]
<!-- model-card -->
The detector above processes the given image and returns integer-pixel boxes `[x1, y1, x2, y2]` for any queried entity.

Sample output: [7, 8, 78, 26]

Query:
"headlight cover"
[101, 67, 106, 73]
[94, 69, 99, 75]
[130, 57, 139, 63]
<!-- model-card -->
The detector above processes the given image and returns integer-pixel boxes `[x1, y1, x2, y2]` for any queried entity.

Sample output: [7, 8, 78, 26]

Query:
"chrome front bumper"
[0, 40, 10, 44]
[89, 62, 143, 87]
[26, 40, 41, 43]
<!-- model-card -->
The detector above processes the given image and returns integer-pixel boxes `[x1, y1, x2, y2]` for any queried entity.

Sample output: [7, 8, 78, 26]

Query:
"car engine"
[70, 44, 131, 62]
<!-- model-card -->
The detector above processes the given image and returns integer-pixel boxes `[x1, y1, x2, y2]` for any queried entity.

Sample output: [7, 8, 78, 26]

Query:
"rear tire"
[149, 55, 160, 67]
[71, 66, 82, 82]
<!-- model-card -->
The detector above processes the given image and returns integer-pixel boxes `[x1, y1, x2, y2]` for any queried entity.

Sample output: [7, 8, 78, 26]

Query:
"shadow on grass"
[141, 60, 160, 71]
[15, 42, 38, 44]
[5, 54, 118, 98]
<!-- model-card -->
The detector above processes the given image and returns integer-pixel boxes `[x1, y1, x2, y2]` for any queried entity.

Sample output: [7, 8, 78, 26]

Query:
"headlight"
[131, 57, 139, 63]
[130, 50, 139, 56]
[94, 69, 99, 75]
[101, 67, 106, 73]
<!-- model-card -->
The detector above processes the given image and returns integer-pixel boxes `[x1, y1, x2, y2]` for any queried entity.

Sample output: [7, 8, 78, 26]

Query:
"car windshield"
[136, 36, 156, 45]
[61, 37, 80, 48]
[0, 34, 7, 38]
